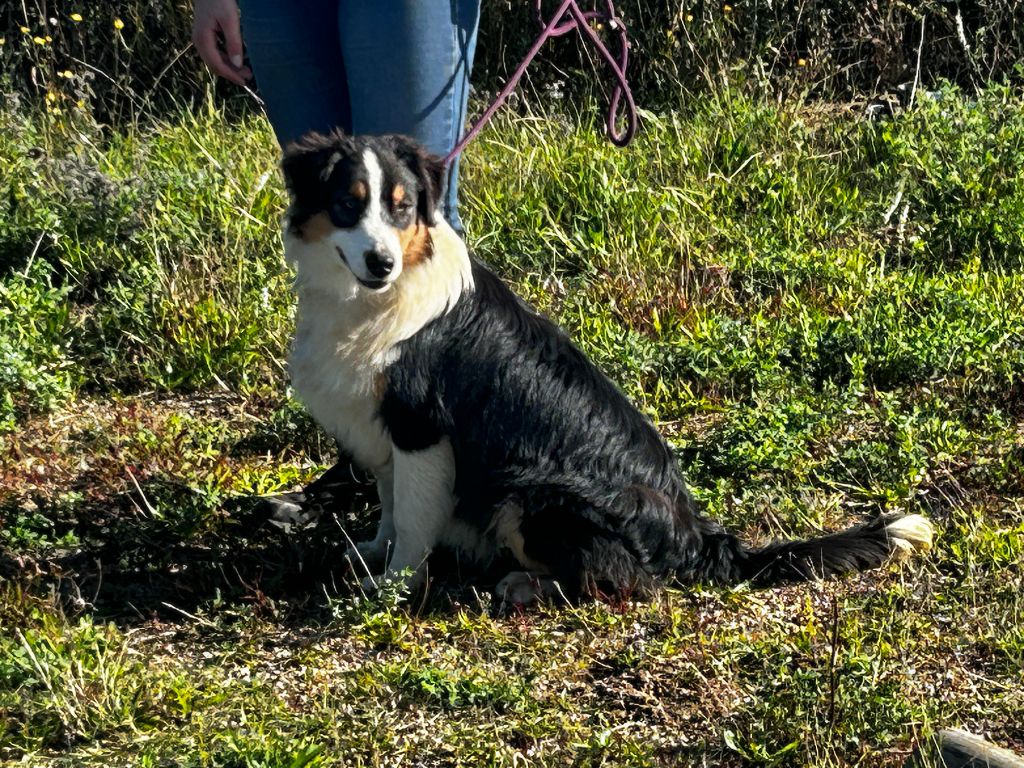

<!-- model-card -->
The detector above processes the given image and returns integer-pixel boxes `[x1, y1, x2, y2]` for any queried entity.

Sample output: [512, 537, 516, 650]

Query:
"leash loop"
[443, 0, 638, 164]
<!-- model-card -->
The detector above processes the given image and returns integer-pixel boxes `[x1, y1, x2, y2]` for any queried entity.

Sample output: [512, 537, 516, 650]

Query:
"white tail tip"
[885, 514, 935, 559]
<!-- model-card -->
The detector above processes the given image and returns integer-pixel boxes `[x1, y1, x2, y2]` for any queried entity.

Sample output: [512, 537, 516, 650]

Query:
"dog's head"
[281, 132, 446, 292]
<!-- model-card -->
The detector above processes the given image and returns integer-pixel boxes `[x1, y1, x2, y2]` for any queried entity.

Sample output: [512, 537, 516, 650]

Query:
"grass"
[1, 81, 1023, 765]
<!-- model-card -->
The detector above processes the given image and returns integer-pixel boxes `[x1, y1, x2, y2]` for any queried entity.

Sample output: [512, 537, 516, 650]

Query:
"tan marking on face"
[350, 180, 368, 200]
[299, 212, 334, 243]
[391, 184, 406, 206]
[396, 221, 433, 267]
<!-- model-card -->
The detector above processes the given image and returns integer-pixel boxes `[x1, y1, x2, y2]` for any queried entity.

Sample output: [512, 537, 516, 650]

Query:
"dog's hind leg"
[509, 486, 683, 602]
[509, 519, 648, 602]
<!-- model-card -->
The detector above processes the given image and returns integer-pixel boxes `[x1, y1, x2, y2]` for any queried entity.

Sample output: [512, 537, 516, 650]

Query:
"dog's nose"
[364, 251, 395, 279]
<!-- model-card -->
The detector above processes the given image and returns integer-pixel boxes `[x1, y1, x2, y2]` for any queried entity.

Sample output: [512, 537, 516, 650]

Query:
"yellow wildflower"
[797, 58, 807, 67]
[685, 13, 694, 22]
[70, 13, 83, 22]
[33, 36, 46, 45]
[723, 4, 732, 13]
[20, 26, 30, 34]
[113, 18, 124, 30]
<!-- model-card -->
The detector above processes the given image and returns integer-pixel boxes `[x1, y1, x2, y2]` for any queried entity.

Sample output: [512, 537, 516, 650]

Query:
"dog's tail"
[686, 513, 934, 588]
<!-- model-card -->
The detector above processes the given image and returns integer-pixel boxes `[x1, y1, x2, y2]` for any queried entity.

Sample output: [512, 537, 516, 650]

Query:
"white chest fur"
[289, 288, 393, 471]
[284, 219, 473, 473]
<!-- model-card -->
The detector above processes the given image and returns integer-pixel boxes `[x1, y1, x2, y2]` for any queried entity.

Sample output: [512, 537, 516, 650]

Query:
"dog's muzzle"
[335, 246, 391, 291]
[364, 250, 395, 279]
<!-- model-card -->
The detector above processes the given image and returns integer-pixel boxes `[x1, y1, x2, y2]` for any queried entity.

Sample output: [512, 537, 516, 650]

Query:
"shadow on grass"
[0, 472, 383, 626]
[1, 470, 516, 626]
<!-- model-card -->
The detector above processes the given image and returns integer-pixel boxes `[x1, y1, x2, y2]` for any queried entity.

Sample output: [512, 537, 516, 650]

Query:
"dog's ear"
[281, 132, 347, 232]
[281, 130, 347, 199]
[391, 137, 446, 226]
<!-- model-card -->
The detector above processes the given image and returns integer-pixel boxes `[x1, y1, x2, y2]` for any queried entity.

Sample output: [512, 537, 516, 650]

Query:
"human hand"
[192, 0, 253, 86]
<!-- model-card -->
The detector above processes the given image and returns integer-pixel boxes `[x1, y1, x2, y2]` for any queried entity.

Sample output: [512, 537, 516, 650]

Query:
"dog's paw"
[495, 571, 559, 608]
[264, 496, 322, 532]
[358, 567, 424, 599]
[346, 539, 391, 574]
[360, 574, 382, 595]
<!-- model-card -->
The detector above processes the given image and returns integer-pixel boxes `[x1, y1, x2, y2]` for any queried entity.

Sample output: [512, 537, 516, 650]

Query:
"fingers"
[191, 9, 252, 86]
[194, 27, 248, 86]
[220, 13, 246, 71]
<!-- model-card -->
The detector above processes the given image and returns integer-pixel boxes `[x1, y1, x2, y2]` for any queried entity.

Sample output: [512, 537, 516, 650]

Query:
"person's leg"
[337, 0, 480, 233]
[238, 0, 352, 146]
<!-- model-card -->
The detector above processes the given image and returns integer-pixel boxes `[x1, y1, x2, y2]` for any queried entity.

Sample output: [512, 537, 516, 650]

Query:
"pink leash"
[443, 0, 638, 164]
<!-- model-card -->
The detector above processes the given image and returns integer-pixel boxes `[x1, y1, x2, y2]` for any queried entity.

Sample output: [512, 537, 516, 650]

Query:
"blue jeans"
[239, 0, 480, 233]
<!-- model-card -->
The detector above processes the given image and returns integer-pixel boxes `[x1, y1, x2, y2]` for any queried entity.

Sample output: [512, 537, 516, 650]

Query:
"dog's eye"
[331, 196, 362, 222]
[395, 199, 413, 215]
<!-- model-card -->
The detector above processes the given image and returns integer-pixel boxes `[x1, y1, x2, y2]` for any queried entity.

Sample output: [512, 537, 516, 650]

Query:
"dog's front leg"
[364, 438, 456, 592]
[347, 460, 395, 574]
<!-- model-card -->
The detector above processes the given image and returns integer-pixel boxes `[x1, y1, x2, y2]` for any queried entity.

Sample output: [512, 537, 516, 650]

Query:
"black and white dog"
[281, 131, 933, 604]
